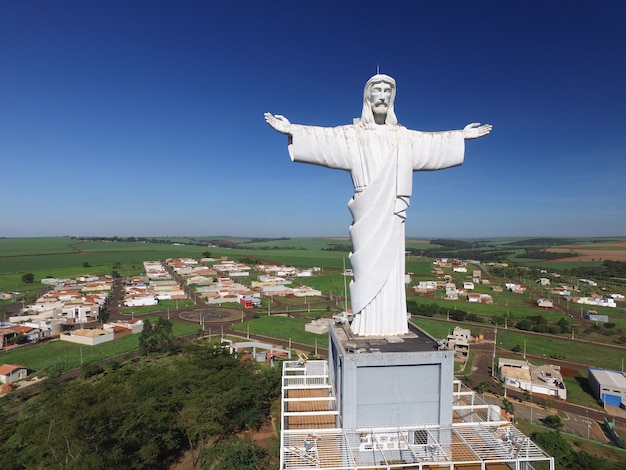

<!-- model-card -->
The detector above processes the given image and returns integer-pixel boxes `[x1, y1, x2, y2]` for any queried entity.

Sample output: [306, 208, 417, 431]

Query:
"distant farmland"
[546, 240, 626, 262]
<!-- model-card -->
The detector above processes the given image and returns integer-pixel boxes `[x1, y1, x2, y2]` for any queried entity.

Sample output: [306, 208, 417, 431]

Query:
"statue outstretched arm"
[264, 112, 293, 135]
[463, 122, 492, 140]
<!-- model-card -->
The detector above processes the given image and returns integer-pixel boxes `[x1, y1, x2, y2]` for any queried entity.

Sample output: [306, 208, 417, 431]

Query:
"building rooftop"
[590, 368, 626, 388]
[332, 322, 439, 354]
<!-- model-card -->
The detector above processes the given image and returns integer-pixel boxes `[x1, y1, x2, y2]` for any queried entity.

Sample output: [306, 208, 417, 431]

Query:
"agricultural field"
[0, 237, 209, 293]
[545, 240, 626, 263]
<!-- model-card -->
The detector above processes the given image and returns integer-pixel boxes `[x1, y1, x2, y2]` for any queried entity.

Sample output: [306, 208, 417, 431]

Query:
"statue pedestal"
[328, 322, 454, 429]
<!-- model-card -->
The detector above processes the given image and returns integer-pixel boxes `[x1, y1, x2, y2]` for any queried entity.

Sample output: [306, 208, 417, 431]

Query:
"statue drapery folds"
[265, 74, 491, 337]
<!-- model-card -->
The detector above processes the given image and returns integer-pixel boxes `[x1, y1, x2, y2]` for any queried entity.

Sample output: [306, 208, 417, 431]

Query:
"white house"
[498, 358, 566, 400]
[60, 328, 114, 346]
[292, 286, 322, 297]
[417, 280, 438, 291]
[124, 295, 158, 307]
[0, 364, 28, 384]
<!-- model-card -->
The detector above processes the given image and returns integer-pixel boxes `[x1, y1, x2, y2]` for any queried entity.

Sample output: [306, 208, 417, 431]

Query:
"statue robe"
[288, 123, 465, 336]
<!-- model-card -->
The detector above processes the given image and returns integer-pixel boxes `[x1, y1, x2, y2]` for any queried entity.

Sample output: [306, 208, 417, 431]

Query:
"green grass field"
[230, 315, 325, 348]
[0, 318, 200, 373]
[496, 329, 624, 371]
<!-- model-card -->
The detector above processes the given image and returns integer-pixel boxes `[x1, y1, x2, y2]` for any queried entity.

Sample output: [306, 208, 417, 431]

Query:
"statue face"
[368, 81, 393, 117]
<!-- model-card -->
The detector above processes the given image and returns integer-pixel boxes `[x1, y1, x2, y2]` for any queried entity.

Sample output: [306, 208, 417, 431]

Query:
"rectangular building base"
[328, 322, 455, 429]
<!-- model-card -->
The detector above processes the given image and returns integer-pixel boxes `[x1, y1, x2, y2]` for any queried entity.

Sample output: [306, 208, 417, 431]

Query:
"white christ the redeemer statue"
[265, 74, 491, 337]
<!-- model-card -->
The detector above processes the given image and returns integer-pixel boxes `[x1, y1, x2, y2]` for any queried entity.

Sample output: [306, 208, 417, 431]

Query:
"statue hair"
[360, 74, 399, 129]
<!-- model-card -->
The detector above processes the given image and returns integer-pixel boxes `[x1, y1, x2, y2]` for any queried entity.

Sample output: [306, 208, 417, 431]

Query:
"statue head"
[361, 73, 398, 128]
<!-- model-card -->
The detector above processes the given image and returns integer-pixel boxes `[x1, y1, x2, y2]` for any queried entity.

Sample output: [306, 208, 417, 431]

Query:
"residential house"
[239, 293, 261, 308]
[412, 280, 438, 293]
[0, 364, 28, 384]
[292, 286, 322, 297]
[60, 328, 114, 346]
[104, 319, 144, 334]
[444, 327, 471, 358]
[445, 284, 459, 300]
[498, 358, 566, 400]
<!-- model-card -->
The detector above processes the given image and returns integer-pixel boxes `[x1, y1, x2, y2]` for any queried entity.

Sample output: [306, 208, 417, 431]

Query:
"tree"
[516, 318, 532, 331]
[201, 437, 265, 470]
[542, 414, 563, 430]
[21, 273, 34, 283]
[501, 398, 515, 415]
[202, 251, 212, 258]
[139, 318, 175, 355]
[476, 381, 490, 394]
[530, 430, 574, 467]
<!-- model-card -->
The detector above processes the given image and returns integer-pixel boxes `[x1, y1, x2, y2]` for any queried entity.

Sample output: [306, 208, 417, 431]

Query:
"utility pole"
[492, 324, 498, 378]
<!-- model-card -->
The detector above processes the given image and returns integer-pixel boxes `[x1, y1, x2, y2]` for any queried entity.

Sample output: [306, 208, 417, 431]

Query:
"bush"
[542, 414, 563, 429]
[81, 363, 104, 379]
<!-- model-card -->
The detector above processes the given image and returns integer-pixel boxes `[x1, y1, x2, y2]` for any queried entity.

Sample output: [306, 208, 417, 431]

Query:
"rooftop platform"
[280, 359, 554, 470]
[331, 322, 439, 355]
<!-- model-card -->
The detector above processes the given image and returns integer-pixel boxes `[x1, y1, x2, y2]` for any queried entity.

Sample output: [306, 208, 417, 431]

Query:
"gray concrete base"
[328, 322, 454, 429]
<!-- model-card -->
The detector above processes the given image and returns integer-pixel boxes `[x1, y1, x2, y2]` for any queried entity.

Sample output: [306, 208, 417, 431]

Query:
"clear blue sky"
[2, 1, 625, 239]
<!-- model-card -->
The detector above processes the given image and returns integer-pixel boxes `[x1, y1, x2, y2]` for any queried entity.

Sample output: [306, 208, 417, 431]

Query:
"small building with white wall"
[60, 328, 114, 346]
[0, 364, 28, 384]
[499, 358, 566, 400]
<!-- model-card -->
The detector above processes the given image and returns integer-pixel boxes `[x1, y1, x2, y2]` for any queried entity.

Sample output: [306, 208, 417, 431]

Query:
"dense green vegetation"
[0, 343, 281, 470]
[529, 430, 623, 469]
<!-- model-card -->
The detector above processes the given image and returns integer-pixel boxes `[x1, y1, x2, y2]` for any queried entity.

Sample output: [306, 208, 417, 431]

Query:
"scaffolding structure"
[281, 360, 554, 470]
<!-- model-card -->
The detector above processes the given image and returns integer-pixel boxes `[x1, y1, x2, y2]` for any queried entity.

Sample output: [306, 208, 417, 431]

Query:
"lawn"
[412, 315, 625, 375]
[407, 293, 566, 324]
[0, 318, 200, 373]
[496, 330, 624, 371]
[230, 315, 326, 348]
[562, 374, 604, 411]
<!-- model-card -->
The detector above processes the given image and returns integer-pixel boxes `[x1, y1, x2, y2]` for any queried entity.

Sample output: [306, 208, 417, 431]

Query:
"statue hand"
[463, 122, 492, 140]
[264, 112, 293, 135]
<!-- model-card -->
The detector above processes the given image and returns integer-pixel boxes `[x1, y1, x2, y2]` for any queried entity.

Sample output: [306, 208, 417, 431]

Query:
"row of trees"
[0, 342, 282, 469]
